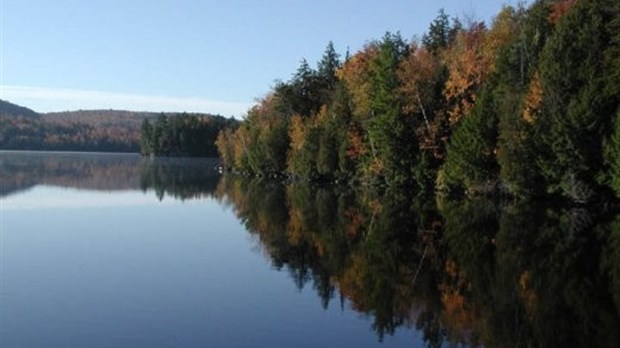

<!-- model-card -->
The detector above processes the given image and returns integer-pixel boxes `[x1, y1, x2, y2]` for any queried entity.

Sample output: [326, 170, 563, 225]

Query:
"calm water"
[1, 152, 619, 348]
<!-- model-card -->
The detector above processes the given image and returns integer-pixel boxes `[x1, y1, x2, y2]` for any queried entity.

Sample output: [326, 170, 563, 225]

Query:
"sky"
[0, 0, 526, 118]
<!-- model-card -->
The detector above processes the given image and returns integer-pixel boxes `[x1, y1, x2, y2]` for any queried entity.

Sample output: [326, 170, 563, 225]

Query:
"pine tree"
[152, 113, 168, 155]
[139, 118, 153, 156]
[365, 32, 417, 186]
[316, 41, 341, 109]
[293, 59, 320, 117]
[317, 41, 340, 89]
[494, 4, 546, 197]
[604, 110, 620, 196]
[422, 9, 451, 55]
[535, 0, 618, 201]
[440, 85, 499, 194]
[603, 0, 620, 197]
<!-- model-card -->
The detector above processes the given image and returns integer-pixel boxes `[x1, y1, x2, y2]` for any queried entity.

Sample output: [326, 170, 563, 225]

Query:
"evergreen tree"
[494, 4, 546, 197]
[262, 119, 290, 174]
[327, 83, 356, 176]
[422, 9, 451, 55]
[603, 0, 620, 197]
[316, 41, 341, 108]
[317, 41, 340, 88]
[316, 119, 340, 178]
[369, 33, 407, 117]
[293, 59, 320, 117]
[365, 33, 418, 186]
[139, 119, 153, 156]
[440, 85, 499, 194]
[535, 0, 619, 201]
[152, 113, 168, 155]
[604, 110, 620, 196]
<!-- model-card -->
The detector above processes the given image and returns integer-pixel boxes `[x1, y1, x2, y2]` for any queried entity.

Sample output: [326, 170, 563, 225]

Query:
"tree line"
[139, 113, 238, 157]
[215, 0, 620, 202]
[0, 99, 237, 154]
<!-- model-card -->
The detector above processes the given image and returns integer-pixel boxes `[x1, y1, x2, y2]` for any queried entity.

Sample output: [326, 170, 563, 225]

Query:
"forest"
[214, 0, 620, 202]
[0, 99, 235, 153]
[139, 113, 238, 157]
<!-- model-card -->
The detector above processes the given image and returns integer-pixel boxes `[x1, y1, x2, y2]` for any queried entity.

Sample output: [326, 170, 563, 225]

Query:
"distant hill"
[45, 109, 169, 129]
[0, 99, 40, 118]
[0, 100, 238, 153]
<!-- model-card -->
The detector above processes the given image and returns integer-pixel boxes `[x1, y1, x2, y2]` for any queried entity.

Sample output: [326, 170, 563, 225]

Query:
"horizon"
[0, 0, 526, 118]
[0, 87, 249, 117]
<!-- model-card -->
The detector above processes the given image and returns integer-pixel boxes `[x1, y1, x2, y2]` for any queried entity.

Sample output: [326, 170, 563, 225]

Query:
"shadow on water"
[1, 152, 619, 347]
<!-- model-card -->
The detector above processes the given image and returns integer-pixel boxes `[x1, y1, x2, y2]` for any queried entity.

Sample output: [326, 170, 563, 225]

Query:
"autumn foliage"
[0, 99, 235, 154]
[216, 0, 620, 201]
[209, 175, 620, 347]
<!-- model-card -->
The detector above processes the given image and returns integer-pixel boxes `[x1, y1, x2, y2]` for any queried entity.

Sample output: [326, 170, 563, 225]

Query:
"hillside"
[0, 100, 40, 118]
[0, 100, 238, 153]
[45, 109, 162, 129]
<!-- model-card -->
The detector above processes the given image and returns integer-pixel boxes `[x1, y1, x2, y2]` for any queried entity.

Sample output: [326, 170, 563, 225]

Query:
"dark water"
[1, 152, 619, 348]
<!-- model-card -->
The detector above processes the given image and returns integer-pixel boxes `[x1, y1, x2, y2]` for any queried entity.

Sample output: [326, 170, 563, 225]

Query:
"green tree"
[317, 41, 341, 92]
[494, 4, 547, 197]
[422, 9, 452, 55]
[440, 85, 499, 194]
[139, 118, 153, 156]
[602, 1, 620, 197]
[364, 32, 418, 186]
[535, 0, 619, 201]
[604, 110, 620, 196]
[316, 113, 340, 178]
[278, 59, 322, 118]
[152, 113, 168, 155]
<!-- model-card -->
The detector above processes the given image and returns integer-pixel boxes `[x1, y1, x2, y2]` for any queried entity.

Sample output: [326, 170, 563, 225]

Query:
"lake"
[1, 151, 619, 348]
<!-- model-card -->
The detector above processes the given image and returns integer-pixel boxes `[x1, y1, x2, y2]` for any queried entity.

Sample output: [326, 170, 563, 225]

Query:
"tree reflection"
[139, 157, 220, 200]
[215, 176, 620, 347]
[2, 153, 618, 347]
[0, 152, 142, 196]
[0, 152, 220, 201]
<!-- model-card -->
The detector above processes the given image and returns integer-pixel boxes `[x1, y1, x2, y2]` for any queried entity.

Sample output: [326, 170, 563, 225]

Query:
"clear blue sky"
[1, 0, 523, 117]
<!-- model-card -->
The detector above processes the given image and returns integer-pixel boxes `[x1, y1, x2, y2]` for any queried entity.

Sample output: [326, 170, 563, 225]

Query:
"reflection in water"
[212, 177, 620, 347]
[0, 151, 142, 196]
[1, 152, 619, 347]
[139, 157, 220, 201]
[0, 151, 220, 200]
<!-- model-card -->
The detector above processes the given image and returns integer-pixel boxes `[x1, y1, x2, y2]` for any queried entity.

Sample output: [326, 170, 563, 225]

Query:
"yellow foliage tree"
[336, 44, 378, 121]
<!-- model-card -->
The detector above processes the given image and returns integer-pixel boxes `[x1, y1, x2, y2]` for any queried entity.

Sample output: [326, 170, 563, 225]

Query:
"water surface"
[1, 152, 619, 347]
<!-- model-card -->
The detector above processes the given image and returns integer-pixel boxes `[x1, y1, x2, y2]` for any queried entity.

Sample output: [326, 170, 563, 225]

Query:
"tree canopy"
[215, 1, 620, 202]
